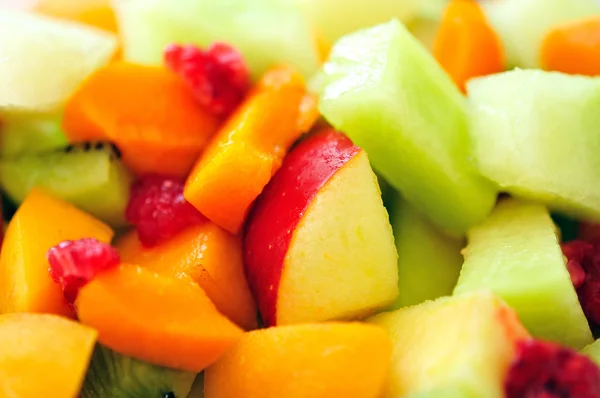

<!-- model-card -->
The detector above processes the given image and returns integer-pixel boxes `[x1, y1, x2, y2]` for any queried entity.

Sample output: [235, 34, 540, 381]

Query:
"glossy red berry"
[125, 175, 206, 247]
[47, 238, 120, 304]
[505, 339, 600, 398]
[164, 42, 250, 117]
[562, 240, 600, 325]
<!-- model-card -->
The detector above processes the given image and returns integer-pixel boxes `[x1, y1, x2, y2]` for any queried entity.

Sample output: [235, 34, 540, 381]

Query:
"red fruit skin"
[164, 42, 250, 117]
[243, 129, 361, 326]
[505, 339, 600, 398]
[47, 238, 120, 304]
[561, 240, 600, 325]
[126, 175, 206, 247]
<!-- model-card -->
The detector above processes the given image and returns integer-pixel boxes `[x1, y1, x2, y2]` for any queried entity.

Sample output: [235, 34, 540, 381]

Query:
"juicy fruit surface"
[0, 188, 113, 316]
[0, 143, 133, 226]
[368, 291, 530, 398]
[0, 10, 117, 111]
[117, 223, 258, 330]
[114, 0, 320, 78]
[455, 199, 593, 349]
[480, 0, 600, 68]
[468, 70, 600, 221]
[390, 195, 463, 308]
[0, 313, 97, 398]
[0, 111, 68, 156]
[583, 339, 600, 366]
[319, 19, 497, 236]
[81, 345, 196, 398]
[76, 264, 244, 372]
[34, 0, 118, 33]
[244, 129, 398, 326]
[204, 322, 392, 398]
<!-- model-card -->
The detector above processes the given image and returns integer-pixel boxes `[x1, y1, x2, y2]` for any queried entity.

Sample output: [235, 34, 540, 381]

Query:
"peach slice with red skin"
[244, 129, 398, 326]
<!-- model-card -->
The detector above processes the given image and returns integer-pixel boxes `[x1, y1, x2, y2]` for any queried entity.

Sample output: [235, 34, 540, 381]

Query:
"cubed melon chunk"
[454, 199, 593, 349]
[319, 20, 497, 236]
[468, 69, 600, 221]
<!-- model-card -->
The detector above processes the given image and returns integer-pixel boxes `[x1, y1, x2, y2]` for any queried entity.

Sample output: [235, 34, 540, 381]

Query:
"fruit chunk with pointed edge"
[319, 20, 497, 236]
[368, 291, 530, 398]
[81, 344, 197, 398]
[184, 66, 317, 234]
[0, 143, 133, 227]
[116, 223, 257, 330]
[0, 188, 113, 316]
[244, 129, 398, 326]
[0, 111, 67, 156]
[0, 313, 97, 398]
[390, 195, 464, 309]
[63, 62, 221, 178]
[113, 0, 320, 78]
[468, 70, 600, 222]
[480, 0, 599, 68]
[0, 10, 117, 112]
[583, 339, 600, 366]
[433, 0, 504, 93]
[76, 264, 244, 372]
[34, 0, 118, 33]
[204, 322, 391, 398]
[454, 199, 593, 349]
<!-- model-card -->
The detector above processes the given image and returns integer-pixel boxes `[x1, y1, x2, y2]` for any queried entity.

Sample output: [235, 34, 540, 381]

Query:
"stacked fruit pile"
[2, 0, 600, 397]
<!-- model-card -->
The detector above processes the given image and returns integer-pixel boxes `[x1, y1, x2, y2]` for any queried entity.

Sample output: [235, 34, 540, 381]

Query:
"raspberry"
[47, 238, 120, 304]
[562, 240, 600, 325]
[580, 222, 600, 245]
[125, 175, 206, 247]
[164, 42, 250, 117]
[505, 339, 600, 398]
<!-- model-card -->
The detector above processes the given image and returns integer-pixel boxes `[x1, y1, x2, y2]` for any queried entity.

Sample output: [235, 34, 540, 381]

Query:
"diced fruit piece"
[113, 0, 320, 78]
[454, 199, 593, 349]
[47, 238, 120, 305]
[0, 142, 133, 226]
[390, 195, 464, 309]
[542, 15, 600, 76]
[0, 111, 67, 156]
[81, 344, 197, 398]
[0, 10, 117, 111]
[125, 175, 206, 247]
[433, 0, 504, 92]
[319, 20, 497, 236]
[368, 291, 530, 398]
[63, 62, 221, 178]
[0, 313, 97, 398]
[583, 339, 600, 366]
[0, 188, 113, 316]
[480, 0, 599, 68]
[581, 222, 600, 244]
[297, 0, 419, 47]
[34, 0, 118, 33]
[468, 70, 600, 221]
[244, 129, 398, 326]
[164, 43, 251, 117]
[204, 323, 391, 398]
[184, 66, 316, 234]
[505, 339, 600, 398]
[76, 264, 244, 372]
[116, 223, 257, 330]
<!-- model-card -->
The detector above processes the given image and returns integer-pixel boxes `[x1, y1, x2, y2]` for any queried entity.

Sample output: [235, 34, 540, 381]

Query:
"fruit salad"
[2, 0, 600, 397]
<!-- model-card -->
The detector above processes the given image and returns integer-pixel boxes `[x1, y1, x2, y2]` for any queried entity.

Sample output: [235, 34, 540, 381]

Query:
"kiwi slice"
[0, 110, 68, 157]
[81, 345, 197, 398]
[0, 142, 132, 226]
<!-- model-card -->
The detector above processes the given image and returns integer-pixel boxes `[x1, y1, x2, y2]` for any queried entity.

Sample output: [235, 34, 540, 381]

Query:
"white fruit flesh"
[277, 150, 399, 325]
[0, 10, 117, 112]
[454, 199, 593, 349]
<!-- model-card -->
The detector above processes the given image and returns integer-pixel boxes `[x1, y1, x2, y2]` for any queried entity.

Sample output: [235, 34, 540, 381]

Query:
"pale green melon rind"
[467, 69, 600, 222]
[0, 111, 68, 157]
[582, 340, 600, 366]
[0, 10, 117, 112]
[0, 146, 132, 227]
[319, 19, 497, 236]
[390, 194, 464, 309]
[454, 199, 592, 349]
[114, 0, 320, 79]
[480, 0, 600, 69]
